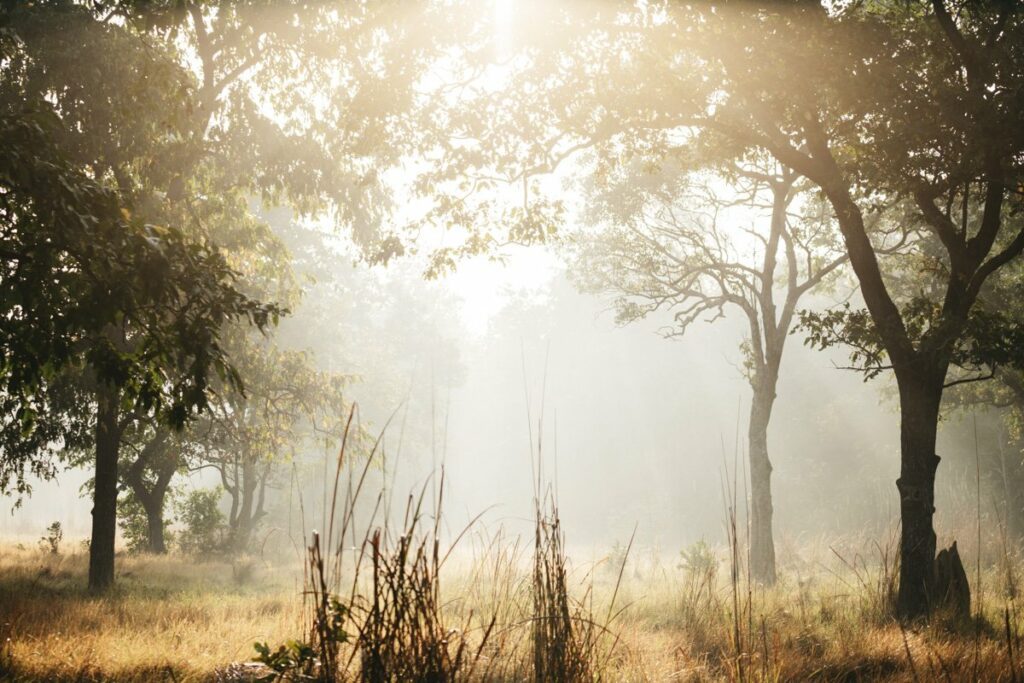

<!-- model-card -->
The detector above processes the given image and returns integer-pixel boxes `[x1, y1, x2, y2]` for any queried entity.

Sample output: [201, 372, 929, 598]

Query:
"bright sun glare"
[494, 0, 514, 29]
[6, 2, 1023, 678]
[494, 0, 514, 55]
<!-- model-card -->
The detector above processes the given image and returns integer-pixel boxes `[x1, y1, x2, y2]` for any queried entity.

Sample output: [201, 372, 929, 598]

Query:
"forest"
[1, 1, 1024, 681]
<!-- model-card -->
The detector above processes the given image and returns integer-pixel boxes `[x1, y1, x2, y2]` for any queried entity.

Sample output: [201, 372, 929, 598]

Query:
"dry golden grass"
[0, 538, 1021, 682]
[0, 545, 303, 682]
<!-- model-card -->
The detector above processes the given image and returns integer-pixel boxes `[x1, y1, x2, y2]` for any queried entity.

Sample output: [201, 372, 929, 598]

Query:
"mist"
[3, 2, 1024, 679]
[0, 241, 946, 557]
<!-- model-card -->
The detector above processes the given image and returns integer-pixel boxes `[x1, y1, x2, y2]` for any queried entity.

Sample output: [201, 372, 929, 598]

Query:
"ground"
[0, 548, 299, 682]
[0, 541, 1020, 681]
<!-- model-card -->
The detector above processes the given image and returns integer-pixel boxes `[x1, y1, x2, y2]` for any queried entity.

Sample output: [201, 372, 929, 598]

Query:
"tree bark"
[146, 501, 165, 557]
[810, 170, 958, 621]
[748, 379, 778, 585]
[133, 479, 172, 554]
[231, 456, 256, 551]
[123, 427, 176, 554]
[89, 384, 120, 592]
[895, 366, 945, 620]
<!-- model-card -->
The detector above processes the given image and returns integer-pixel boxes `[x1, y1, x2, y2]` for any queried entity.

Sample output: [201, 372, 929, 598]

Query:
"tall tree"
[418, 1, 1024, 618]
[0, 0, 437, 589]
[572, 159, 847, 583]
[188, 340, 350, 552]
[0, 8, 276, 592]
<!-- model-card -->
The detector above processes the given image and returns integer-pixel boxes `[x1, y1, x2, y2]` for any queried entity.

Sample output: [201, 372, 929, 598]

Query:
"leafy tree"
[119, 425, 180, 553]
[110, 198, 297, 555]
[0, 3, 277, 590]
[765, 5, 1024, 618]
[418, 0, 1024, 618]
[1, 0, 444, 588]
[188, 338, 351, 552]
[571, 158, 847, 583]
[2, 0, 440, 589]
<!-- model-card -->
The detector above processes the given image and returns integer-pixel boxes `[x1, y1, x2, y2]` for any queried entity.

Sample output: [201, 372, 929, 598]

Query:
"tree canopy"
[412, 0, 1024, 619]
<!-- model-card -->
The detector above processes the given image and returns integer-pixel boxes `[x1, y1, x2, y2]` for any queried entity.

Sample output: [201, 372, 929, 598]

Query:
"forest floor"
[0, 540, 1021, 682]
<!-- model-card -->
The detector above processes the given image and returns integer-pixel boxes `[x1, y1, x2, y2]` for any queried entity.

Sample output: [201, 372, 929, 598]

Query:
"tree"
[417, 0, 1024, 619]
[1, 0, 448, 588]
[188, 338, 350, 552]
[736, 4, 1024, 619]
[571, 158, 847, 583]
[120, 425, 178, 553]
[0, 2, 296, 590]
[0, 73, 275, 593]
[110, 198, 297, 555]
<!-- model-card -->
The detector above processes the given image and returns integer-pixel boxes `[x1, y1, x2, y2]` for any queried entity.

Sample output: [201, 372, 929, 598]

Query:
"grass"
[1, 535, 1023, 682]
[0, 545, 302, 682]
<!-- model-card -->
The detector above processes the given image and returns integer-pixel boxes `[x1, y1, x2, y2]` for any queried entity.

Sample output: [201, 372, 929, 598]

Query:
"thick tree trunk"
[134, 487, 168, 554]
[895, 369, 945, 620]
[123, 428, 176, 554]
[145, 457, 176, 554]
[146, 504, 166, 553]
[89, 385, 120, 592]
[748, 382, 777, 585]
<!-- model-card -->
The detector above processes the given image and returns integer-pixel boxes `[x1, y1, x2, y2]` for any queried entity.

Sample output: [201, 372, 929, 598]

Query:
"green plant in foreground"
[253, 538, 350, 682]
[253, 639, 318, 681]
[252, 596, 350, 681]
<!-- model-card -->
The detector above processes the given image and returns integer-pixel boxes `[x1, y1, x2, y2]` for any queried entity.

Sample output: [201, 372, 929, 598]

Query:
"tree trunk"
[144, 499, 166, 553]
[133, 485, 169, 554]
[748, 382, 777, 585]
[123, 428, 176, 554]
[233, 456, 256, 551]
[895, 368, 945, 620]
[89, 384, 120, 592]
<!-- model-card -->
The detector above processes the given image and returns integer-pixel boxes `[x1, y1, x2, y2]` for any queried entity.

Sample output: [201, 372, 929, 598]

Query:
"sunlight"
[444, 248, 559, 337]
[4, 1, 1023, 678]
[494, 0, 514, 57]
[494, 0, 513, 32]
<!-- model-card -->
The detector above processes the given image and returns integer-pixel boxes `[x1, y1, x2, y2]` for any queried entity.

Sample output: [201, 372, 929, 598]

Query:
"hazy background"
[1, 223, 947, 562]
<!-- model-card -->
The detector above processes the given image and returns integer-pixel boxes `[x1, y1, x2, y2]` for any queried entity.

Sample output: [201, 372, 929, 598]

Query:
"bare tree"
[572, 159, 846, 583]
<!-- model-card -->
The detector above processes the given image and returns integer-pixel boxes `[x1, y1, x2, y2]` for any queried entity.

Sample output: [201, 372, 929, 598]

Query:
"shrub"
[679, 539, 717, 576]
[176, 488, 226, 556]
[38, 522, 62, 555]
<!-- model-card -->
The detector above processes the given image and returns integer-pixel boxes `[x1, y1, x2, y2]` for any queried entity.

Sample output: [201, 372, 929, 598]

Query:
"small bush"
[176, 488, 226, 556]
[38, 522, 62, 555]
[232, 557, 258, 585]
[679, 539, 717, 576]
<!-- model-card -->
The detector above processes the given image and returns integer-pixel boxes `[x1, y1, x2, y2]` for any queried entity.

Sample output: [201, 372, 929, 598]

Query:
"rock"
[933, 541, 970, 620]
